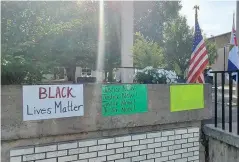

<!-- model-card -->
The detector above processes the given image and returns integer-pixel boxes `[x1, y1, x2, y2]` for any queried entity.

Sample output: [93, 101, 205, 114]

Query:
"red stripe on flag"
[190, 59, 209, 83]
[232, 28, 238, 46]
[190, 42, 206, 64]
[188, 50, 207, 77]
[197, 73, 204, 83]
[198, 75, 202, 83]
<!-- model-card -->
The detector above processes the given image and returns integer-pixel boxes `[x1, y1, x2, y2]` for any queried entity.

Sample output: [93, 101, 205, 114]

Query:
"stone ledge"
[203, 123, 239, 148]
[2, 84, 212, 141]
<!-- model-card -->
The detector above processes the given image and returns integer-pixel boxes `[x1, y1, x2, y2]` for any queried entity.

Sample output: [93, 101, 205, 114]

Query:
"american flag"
[187, 18, 209, 83]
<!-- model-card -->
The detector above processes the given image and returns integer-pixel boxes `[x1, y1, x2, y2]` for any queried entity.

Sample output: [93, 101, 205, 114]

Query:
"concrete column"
[120, 1, 134, 83]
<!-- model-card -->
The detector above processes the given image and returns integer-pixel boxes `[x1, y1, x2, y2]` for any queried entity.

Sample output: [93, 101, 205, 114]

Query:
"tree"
[1, 1, 57, 84]
[1, 1, 100, 83]
[36, 1, 100, 82]
[132, 32, 165, 68]
[163, 16, 193, 77]
[2, 1, 124, 84]
[205, 39, 218, 66]
[134, 1, 182, 44]
[163, 16, 217, 78]
[48, 1, 121, 82]
[1, 55, 45, 85]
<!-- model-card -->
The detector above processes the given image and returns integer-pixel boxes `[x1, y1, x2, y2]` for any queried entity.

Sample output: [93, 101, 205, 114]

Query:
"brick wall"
[10, 127, 200, 162]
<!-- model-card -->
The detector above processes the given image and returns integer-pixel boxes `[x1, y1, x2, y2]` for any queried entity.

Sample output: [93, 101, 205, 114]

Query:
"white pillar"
[120, 1, 134, 83]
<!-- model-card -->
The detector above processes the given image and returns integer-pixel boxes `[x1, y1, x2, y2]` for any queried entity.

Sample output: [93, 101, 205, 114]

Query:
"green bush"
[1, 55, 44, 85]
[134, 66, 178, 84]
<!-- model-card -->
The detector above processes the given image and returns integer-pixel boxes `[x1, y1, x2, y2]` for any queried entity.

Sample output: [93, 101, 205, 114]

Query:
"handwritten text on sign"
[102, 84, 148, 116]
[23, 85, 84, 121]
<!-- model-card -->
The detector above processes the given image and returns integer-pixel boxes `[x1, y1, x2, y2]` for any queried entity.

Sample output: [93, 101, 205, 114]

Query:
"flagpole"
[232, 12, 238, 97]
[193, 5, 201, 83]
[232, 12, 237, 98]
[194, 5, 199, 24]
[224, 46, 226, 71]
[187, 5, 207, 83]
[233, 12, 238, 98]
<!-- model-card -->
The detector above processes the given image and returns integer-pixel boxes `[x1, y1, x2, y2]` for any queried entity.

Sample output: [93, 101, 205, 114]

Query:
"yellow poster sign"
[170, 84, 204, 112]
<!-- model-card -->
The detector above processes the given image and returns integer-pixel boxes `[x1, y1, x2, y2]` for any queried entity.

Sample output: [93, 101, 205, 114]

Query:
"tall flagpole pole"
[233, 11, 238, 98]
[193, 5, 200, 83]
[194, 5, 199, 23]
[224, 47, 226, 71]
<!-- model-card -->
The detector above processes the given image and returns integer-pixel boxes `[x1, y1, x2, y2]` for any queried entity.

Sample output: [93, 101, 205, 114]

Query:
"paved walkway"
[203, 102, 238, 127]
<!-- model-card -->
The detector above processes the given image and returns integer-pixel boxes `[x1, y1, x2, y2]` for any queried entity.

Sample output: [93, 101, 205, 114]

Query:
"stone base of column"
[121, 68, 134, 83]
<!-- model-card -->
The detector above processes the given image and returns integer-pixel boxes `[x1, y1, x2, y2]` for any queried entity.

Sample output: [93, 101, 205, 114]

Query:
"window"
[81, 67, 91, 76]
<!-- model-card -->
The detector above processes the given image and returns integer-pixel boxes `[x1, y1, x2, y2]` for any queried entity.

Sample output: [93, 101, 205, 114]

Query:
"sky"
[180, 0, 236, 38]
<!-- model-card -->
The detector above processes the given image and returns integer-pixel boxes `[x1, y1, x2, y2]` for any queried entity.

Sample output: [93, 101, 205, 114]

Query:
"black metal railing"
[211, 70, 239, 134]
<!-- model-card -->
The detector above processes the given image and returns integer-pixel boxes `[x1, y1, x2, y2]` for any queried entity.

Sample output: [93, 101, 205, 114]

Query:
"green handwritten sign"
[102, 84, 148, 116]
[170, 84, 204, 112]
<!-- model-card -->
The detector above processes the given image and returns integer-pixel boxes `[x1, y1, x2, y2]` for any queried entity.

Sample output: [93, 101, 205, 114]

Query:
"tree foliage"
[1, 1, 217, 84]
[134, 1, 182, 44]
[163, 16, 218, 78]
[1, 1, 58, 84]
[132, 32, 165, 68]
[1, 1, 121, 84]
[1, 55, 44, 85]
[163, 16, 194, 76]
[205, 39, 218, 66]
[134, 67, 178, 84]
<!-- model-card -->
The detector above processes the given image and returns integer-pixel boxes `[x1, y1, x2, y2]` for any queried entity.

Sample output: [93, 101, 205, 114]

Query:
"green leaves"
[1, 54, 44, 85]
[134, 6, 217, 79]
[163, 16, 193, 76]
[1, 1, 122, 83]
[132, 32, 165, 68]
[134, 1, 182, 45]
[205, 39, 218, 66]
[2, 1, 217, 84]
[162, 16, 217, 77]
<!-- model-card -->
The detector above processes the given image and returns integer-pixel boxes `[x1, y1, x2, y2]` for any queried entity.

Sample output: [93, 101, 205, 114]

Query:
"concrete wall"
[207, 32, 230, 85]
[203, 124, 239, 162]
[2, 84, 212, 162]
[207, 32, 230, 49]
[211, 47, 230, 85]
[8, 127, 200, 162]
[208, 137, 239, 162]
[211, 47, 229, 72]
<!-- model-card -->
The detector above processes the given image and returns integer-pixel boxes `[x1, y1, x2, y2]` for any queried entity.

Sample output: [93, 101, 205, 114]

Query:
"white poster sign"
[23, 84, 84, 121]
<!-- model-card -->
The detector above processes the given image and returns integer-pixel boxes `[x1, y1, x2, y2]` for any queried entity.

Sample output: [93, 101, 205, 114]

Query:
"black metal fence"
[211, 70, 239, 134]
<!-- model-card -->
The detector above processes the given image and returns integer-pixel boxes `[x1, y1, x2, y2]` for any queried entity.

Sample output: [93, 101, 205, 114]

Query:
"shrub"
[134, 66, 178, 84]
[1, 55, 44, 85]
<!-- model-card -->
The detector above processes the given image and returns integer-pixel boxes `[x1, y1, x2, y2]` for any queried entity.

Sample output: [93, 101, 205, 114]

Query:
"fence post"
[229, 72, 233, 132]
[221, 73, 225, 130]
[214, 73, 218, 127]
